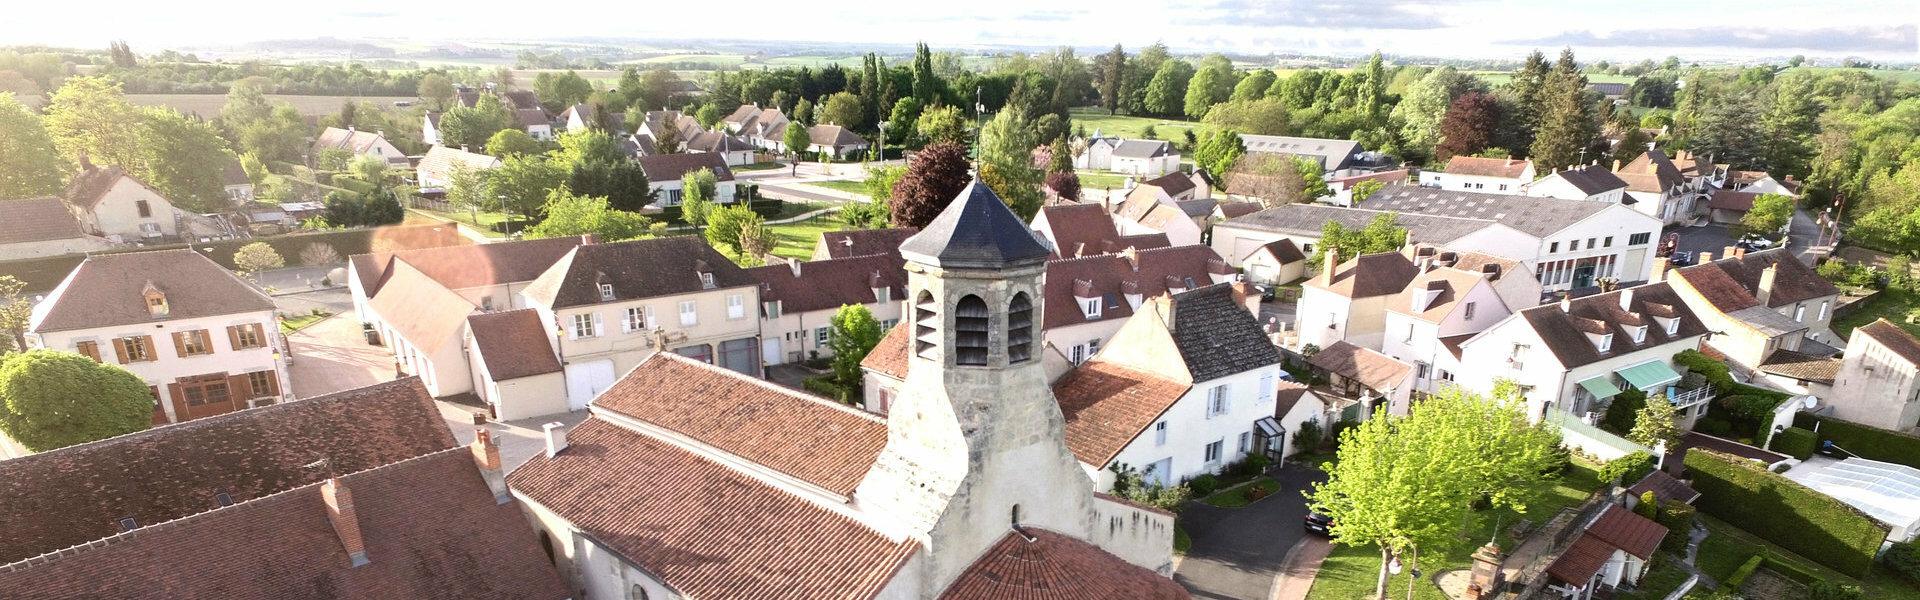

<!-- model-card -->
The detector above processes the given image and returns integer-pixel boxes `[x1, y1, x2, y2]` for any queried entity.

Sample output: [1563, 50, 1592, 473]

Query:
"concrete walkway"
[1270, 537, 1333, 600]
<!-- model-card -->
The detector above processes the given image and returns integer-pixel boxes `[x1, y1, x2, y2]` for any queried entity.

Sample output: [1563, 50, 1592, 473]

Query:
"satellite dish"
[1803, 396, 1818, 409]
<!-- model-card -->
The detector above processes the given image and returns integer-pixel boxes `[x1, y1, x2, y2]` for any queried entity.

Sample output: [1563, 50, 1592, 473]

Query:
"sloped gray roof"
[1238, 134, 1363, 171]
[1111, 140, 1175, 159]
[1218, 203, 1492, 245]
[1359, 185, 1615, 238]
[1167, 284, 1281, 382]
[899, 179, 1051, 269]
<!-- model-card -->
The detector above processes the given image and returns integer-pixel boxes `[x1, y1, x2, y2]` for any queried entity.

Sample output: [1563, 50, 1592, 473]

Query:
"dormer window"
[599, 283, 615, 301]
[1080, 297, 1101, 319]
[142, 283, 168, 318]
[1654, 316, 1679, 335]
[699, 272, 716, 289]
[1592, 333, 1614, 353]
[1633, 325, 1648, 344]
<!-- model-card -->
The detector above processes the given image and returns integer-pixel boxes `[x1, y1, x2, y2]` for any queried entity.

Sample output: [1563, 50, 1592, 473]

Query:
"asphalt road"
[1176, 464, 1327, 600]
[1665, 208, 1820, 267]
[756, 183, 854, 205]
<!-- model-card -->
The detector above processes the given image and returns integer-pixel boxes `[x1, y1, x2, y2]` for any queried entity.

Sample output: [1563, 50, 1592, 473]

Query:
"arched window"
[1010, 504, 1023, 526]
[1008, 293, 1033, 363]
[914, 291, 939, 359]
[954, 295, 989, 366]
[631, 584, 650, 600]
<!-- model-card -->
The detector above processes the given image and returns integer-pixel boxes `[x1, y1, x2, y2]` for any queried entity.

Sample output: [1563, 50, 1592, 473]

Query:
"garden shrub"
[1634, 491, 1660, 519]
[801, 376, 854, 404]
[1656, 501, 1696, 552]
[1887, 541, 1920, 585]
[1189, 474, 1219, 497]
[1760, 556, 1821, 585]
[1770, 426, 1818, 460]
[1684, 449, 1889, 577]
[1601, 389, 1648, 435]
[1329, 420, 1360, 449]
[1725, 554, 1766, 588]
[1696, 417, 1732, 436]
[1600, 451, 1657, 486]
[1794, 413, 1920, 468]
[1674, 349, 1734, 388]
[1809, 581, 1865, 600]
[1240, 451, 1271, 476]
[1292, 420, 1323, 453]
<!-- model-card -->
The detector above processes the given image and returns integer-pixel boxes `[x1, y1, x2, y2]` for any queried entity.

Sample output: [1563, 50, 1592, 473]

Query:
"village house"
[63, 159, 179, 242]
[0, 196, 112, 261]
[1359, 186, 1665, 291]
[637, 152, 738, 207]
[312, 126, 409, 168]
[0, 378, 571, 599]
[1546, 504, 1668, 600]
[1454, 281, 1711, 424]
[1042, 245, 1236, 365]
[1297, 250, 1421, 352]
[221, 159, 253, 205]
[813, 227, 920, 260]
[1417, 156, 1537, 193]
[1031, 203, 1170, 259]
[748, 251, 907, 365]
[561, 103, 624, 134]
[520, 236, 764, 410]
[1523, 164, 1629, 203]
[26, 250, 285, 426]
[415, 145, 502, 189]
[347, 236, 586, 329]
[1306, 340, 1414, 418]
[684, 130, 758, 165]
[1613, 150, 1721, 226]
[1239, 134, 1391, 177]
[741, 107, 794, 152]
[365, 260, 482, 399]
[517, 107, 555, 140]
[1108, 140, 1181, 177]
[1665, 249, 1842, 374]
[1380, 256, 1522, 398]
[1704, 189, 1788, 226]
[1271, 381, 1331, 461]
[507, 181, 1183, 600]
[1239, 238, 1307, 287]
[1210, 203, 1502, 269]
[1325, 168, 1410, 206]
[1822, 319, 1920, 433]
[1725, 170, 1802, 196]
[805, 123, 870, 159]
[464, 308, 568, 421]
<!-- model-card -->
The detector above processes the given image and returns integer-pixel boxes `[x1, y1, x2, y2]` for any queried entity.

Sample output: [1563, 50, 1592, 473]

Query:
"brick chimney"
[1323, 248, 1339, 285]
[1698, 252, 1713, 263]
[1120, 246, 1141, 272]
[1757, 263, 1779, 306]
[1619, 288, 1635, 312]
[1652, 257, 1670, 283]
[321, 478, 371, 567]
[544, 422, 569, 457]
[471, 428, 510, 504]
[1722, 246, 1736, 260]
[1734, 247, 1746, 259]
[1231, 281, 1261, 318]
[78, 151, 93, 170]
[1612, 159, 1622, 172]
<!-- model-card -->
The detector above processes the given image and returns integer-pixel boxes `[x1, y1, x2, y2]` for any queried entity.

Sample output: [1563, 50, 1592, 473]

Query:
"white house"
[1546, 504, 1667, 600]
[1819, 319, 1920, 433]
[347, 236, 589, 327]
[1613, 150, 1723, 226]
[0, 197, 113, 261]
[1240, 238, 1307, 286]
[311, 127, 409, 168]
[561, 104, 624, 135]
[63, 160, 179, 242]
[746, 252, 907, 365]
[1297, 250, 1421, 352]
[1272, 381, 1330, 461]
[1041, 245, 1236, 365]
[1109, 140, 1180, 177]
[1210, 203, 1502, 269]
[684, 130, 757, 166]
[1418, 156, 1536, 194]
[1359, 186, 1665, 292]
[636, 153, 738, 207]
[1054, 283, 1283, 490]
[366, 259, 478, 398]
[1726, 170, 1802, 197]
[26, 250, 285, 425]
[1454, 280, 1710, 423]
[1381, 263, 1515, 397]
[423, 112, 442, 146]
[1523, 164, 1629, 203]
[516, 108, 555, 140]
[221, 160, 254, 206]
[415, 145, 502, 189]
[1074, 135, 1121, 170]
[805, 124, 868, 160]
[1113, 189, 1206, 248]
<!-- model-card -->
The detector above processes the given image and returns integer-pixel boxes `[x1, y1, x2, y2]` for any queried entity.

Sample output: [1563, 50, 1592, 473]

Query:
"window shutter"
[113, 338, 129, 364]
[227, 326, 242, 351]
[228, 373, 253, 400]
[141, 336, 155, 361]
[166, 383, 187, 420]
[566, 316, 577, 340]
[197, 330, 214, 355]
[76, 341, 100, 362]
[172, 332, 188, 358]
[263, 370, 281, 396]
[593, 313, 603, 337]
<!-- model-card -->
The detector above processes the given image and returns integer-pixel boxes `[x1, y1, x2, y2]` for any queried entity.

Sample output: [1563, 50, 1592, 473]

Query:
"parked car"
[1737, 234, 1777, 250]
[393, 100, 414, 107]
[1305, 511, 1334, 536]
[1668, 251, 1693, 267]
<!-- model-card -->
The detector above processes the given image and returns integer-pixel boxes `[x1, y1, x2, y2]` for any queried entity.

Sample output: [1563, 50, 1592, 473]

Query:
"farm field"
[128, 94, 418, 117]
[1068, 107, 1204, 141]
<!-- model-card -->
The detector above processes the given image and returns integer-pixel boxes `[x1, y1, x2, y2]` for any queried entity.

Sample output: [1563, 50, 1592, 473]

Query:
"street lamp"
[875, 120, 889, 163]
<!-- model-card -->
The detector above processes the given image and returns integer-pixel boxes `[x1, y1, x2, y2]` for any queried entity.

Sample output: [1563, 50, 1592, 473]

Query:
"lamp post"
[876, 120, 889, 164]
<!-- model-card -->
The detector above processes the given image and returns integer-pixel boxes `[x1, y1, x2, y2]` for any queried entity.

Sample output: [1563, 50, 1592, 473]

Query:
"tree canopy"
[0, 350, 154, 452]
[0, 93, 70, 198]
[1311, 212, 1406, 270]
[891, 141, 971, 229]
[524, 189, 654, 242]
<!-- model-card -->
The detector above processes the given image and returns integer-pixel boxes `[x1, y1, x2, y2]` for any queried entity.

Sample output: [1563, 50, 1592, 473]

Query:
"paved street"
[1665, 209, 1821, 267]
[1176, 465, 1327, 600]
[271, 287, 353, 320]
[758, 182, 858, 205]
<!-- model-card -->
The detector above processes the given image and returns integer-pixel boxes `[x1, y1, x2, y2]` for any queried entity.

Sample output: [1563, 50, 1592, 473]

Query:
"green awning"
[1577, 377, 1623, 400]
[1616, 360, 1683, 391]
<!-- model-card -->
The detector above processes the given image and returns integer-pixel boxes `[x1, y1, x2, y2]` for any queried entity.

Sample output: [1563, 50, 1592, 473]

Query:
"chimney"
[321, 478, 371, 567]
[1722, 246, 1736, 259]
[1757, 263, 1779, 306]
[1324, 249, 1339, 285]
[78, 151, 93, 170]
[1560, 296, 1571, 313]
[544, 422, 569, 457]
[1612, 159, 1622, 172]
[1698, 252, 1713, 263]
[1231, 281, 1260, 317]
[471, 429, 510, 504]
[1619, 288, 1635, 312]
[1481, 263, 1501, 281]
[1120, 246, 1141, 272]
[1735, 247, 1746, 259]
[1652, 257, 1670, 282]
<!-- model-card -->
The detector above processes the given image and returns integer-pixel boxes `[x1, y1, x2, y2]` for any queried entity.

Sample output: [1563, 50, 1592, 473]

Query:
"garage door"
[565, 359, 617, 410]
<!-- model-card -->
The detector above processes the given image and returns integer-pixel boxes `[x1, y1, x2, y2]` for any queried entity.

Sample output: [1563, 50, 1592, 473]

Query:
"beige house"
[311, 126, 409, 167]
[1030, 203, 1169, 259]
[0, 197, 113, 261]
[1666, 248, 1842, 371]
[64, 160, 178, 242]
[1296, 250, 1421, 352]
[747, 252, 907, 365]
[347, 236, 587, 324]
[1240, 238, 1306, 286]
[465, 309, 568, 421]
[366, 260, 478, 398]
[521, 237, 763, 411]
[416, 145, 502, 188]
[1825, 319, 1920, 433]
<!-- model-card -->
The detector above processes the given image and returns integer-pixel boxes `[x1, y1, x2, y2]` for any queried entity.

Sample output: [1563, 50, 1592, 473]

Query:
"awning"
[1616, 360, 1684, 391]
[1254, 417, 1284, 438]
[1577, 376, 1623, 400]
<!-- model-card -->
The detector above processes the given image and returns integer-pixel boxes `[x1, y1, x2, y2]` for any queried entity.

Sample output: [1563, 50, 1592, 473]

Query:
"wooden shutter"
[149, 386, 168, 425]
[76, 341, 100, 362]
[262, 370, 281, 397]
[228, 373, 253, 400]
[197, 330, 213, 355]
[166, 383, 187, 421]
[227, 326, 242, 351]
[140, 336, 156, 361]
[112, 338, 129, 364]
[172, 332, 188, 358]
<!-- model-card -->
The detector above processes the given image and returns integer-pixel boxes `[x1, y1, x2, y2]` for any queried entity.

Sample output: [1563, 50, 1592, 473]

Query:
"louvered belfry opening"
[954, 295, 990, 366]
[1007, 293, 1034, 364]
[915, 290, 939, 359]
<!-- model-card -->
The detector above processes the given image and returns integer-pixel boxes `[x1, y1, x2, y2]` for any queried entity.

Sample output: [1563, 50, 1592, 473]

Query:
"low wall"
[1089, 494, 1179, 577]
[1549, 411, 1657, 462]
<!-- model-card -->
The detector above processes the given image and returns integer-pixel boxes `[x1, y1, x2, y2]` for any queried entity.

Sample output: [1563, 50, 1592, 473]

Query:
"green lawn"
[765, 214, 852, 260]
[1617, 556, 1693, 600]
[765, 201, 832, 221]
[1201, 477, 1281, 508]
[279, 312, 331, 335]
[733, 161, 787, 171]
[415, 208, 509, 238]
[1305, 460, 1605, 600]
[1077, 172, 1136, 191]
[1069, 107, 1204, 141]
[805, 179, 872, 198]
[1832, 287, 1920, 339]
[1696, 516, 1920, 599]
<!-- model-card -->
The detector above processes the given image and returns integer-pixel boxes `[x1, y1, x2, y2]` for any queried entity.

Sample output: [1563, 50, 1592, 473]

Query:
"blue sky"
[5, 0, 1916, 62]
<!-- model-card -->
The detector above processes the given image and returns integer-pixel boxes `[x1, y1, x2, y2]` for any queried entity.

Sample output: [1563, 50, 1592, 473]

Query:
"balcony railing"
[1667, 383, 1715, 408]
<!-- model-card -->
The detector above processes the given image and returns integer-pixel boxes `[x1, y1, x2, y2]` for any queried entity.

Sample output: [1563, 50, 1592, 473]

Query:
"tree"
[679, 168, 719, 226]
[1394, 67, 1484, 161]
[1045, 171, 1081, 203]
[137, 108, 234, 212]
[1505, 50, 1552, 152]
[695, 104, 722, 130]
[1096, 44, 1126, 115]
[524, 189, 653, 241]
[0, 350, 153, 452]
[828, 304, 884, 389]
[635, 68, 682, 112]
[322, 188, 404, 228]
[239, 152, 267, 187]
[1143, 59, 1195, 118]
[1628, 395, 1683, 450]
[0, 93, 70, 198]
[1308, 386, 1562, 600]
[978, 109, 1044, 219]
[417, 74, 456, 111]
[0, 276, 30, 354]
[299, 243, 341, 267]
[1231, 153, 1328, 208]
[1735, 194, 1795, 239]
[1529, 49, 1598, 170]
[1762, 74, 1818, 178]
[1352, 179, 1386, 204]
[235, 103, 308, 164]
[1310, 212, 1406, 270]
[915, 105, 968, 147]
[1184, 66, 1227, 120]
[891, 141, 971, 228]
[1201, 98, 1292, 135]
[1194, 129, 1246, 182]
[793, 98, 815, 126]
[1355, 51, 1388, 125]
[489, 154, 567, 227]
[1434, 92, 1500, 162]
[231, 242, 285, 281]
[485, 129, 542, 157]
[44, 76, 144, 172]
[782, 119, 814, 159]
[1690, 91, 1769, 171]
[349, 154, 388, 184]
[565, 159, 654, 213]
[704, 203, 770, 260]
[911, 42, 940, 106]
[1233, 69, 1277, 103]
[446, 163, 493, 222]
[438, 94, 515, 149]
[107, 40, 137, 68]
[819, 91, 865, 131]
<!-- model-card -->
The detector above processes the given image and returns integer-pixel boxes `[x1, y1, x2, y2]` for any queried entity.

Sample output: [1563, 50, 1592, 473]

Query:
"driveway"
[1176, 465, 1327, 600]
[286, 314, 393, 399]
[1787, 208, 1822, 264]
[758, 182, 858, 205]
[1667, 224, 1736, 260]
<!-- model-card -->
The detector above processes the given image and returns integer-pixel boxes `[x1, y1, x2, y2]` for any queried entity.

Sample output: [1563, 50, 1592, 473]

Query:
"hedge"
[0, 225, 467, 292]
[1684, 448, 1888, 577]
[1726, 554, 1766, 588]
[1770, 426, 1818, 460]
[650, 198, 788, 226]
[1793, 413, 1920, 468]
[1762, 556, 1822, 586]
[801, 375, 854, 404]
[1887, 541, 1920, 585]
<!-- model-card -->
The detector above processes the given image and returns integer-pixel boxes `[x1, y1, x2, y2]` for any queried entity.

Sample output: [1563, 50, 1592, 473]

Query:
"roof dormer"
[1413, 280, 1445, 313]
[1122, 280, 1144, 310]
[1073, 279, 1102, 320]
[141, 281, 168, 318]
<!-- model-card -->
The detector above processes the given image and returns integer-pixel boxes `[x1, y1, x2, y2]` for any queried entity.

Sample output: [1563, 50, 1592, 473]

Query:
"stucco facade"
[29, 310, 285, 424]
[531, 284, 762, 409]
[761, 300, 904, 365]
[1088, 366, 1280, 491]
[1826, 322, 1920, 432]
[77, 177, 178, 241]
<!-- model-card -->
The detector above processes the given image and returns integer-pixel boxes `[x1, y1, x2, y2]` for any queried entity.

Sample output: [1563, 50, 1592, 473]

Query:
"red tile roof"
[1304, 251, 1419, 299]
[863, 323, 912, 380]
[349, 235, 583, 299]
[1708, 189, 1760, 212]
[1037, 204, 1128, 259]
[1583, 504, 1666, 559]
[1041, 245, 1224, 329]
[507, 418, 917, 600]
[522, 236, 757, 309]
[1308, 341, 1413, 392]
[816, 227, 920, 260]
[1674, 248, 1838, 310]
[590, 353, 888, 496]
[0, 378, 455, 565]
[1627, 470, 1701, 505]
[0, 197, 88, 245]
[938, 528, 1190, 600]
[1386, 267, 1490, 324]
[1053, 362, 1192, 466]
[1443, 157, 1532, 179]
[1513, 282, 1708, 369]
[63, 164, 161, 210]
[1547, 534, 1616, 585]
[366, 259, 478, 355]
[31, 249, 277, 333]
[748, 252, 907, 315]
[1275, 380, 1313, 417]
[467, 309, 563, 380]
[0, 449, 571, 599]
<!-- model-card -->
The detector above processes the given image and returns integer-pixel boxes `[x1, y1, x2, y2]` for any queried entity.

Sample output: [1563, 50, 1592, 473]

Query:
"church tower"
[855, 180, 1099, 592]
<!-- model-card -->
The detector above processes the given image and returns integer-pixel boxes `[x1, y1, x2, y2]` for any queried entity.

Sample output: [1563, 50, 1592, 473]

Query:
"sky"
[4, 0, 1917, 63]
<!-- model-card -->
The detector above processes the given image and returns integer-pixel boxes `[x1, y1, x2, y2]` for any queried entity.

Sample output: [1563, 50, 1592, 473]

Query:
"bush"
[1190, 474, 1219, 496]
[1329, 420, 1360, 448]
[1725, 553, 1766, 588]
[1244, 484, 1272, 502]
[1685, 449, 1888, 577]
[801, 376, 854, 405]
[1770, 426, 1818, 459]
[1601, 389, 1648, 435]
[1696, 417, 1733, 436]
[1240, 451, 1271, 477]
[1634, 491, 1660, 518]
[1656, 501, 1697, 552]
[1293, 420, 1324, 453]
[1809, 582, 1865, 600]
[1600, 451, 1657, 486]
[1674, 349, 1734, 388]
[1761, 556, 1821, 585]
[1794, 413, 1920, 468]
[1886, 542, 1920, 585]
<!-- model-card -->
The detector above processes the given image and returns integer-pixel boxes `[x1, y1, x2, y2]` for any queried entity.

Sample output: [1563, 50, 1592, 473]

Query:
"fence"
[1548, 410, 1659, 461]
[1510, 492, 1616, 599]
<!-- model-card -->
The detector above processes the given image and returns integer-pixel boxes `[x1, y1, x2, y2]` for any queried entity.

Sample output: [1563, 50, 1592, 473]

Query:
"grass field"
[1077, 172, 1135, 191]
[1697, 515, 1920, 600]
[804, 180, 872, 198]
[415, 208, 509, 239]
[765, 213, 850, 260]
[1832, 287, 1919, 339]
[279, 311, 332, 335]
[1069, 107, 1204, 141]
[128, 94, 419, 117]
[1200, 477, 1280, 508]
[1305, 460, 1605, 600]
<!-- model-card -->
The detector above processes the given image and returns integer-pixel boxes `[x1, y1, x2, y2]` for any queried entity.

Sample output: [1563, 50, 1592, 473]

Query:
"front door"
[762, 337, 783, 366]
[1144, 458, 1173, 489]
[1574, 265, 1596, 288]
[565, 359, 617, 410]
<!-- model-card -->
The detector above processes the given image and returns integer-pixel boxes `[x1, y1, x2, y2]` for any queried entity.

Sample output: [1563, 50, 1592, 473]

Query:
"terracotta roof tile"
[1042, 245, 1224, 329]
[506, 418, 916, 600]
[1308, 341, 1413, 392]
[1514, 282, 1707, 369]
[1274, 380, 1314, 417]
[1548, 534, 1616, 585]
[1708, 190, 1760, 212]
[1675, 249, 1838, 310]
[748, 252, 907, 315]
[1618, 150, 1685, 193]
[1054, 362, 1191, 466]
[1856, 319, 1920, 366]
[367, 259, 477, 355]
[816, 227, 919, 260]
[1627, 470, 1701, 505]
[0, 197, 88, 245]
[938, 528, 1190, 600]
[521, 236, 756, 309]
[467, 309, 562, 380]
[863, 323, 912, 380]
[1757, 349, 1841, 383]
[0, 449, 571, 599]
[1583, 504, 1666, 559]
[0, 378, 455, 565]
[1141, 172, 1196, 196]
[31, 249, 276, 333]
[348, 235, 578, 298]
[636, 152, 735, 183]
[590, 353, 888, 496]
[1443, 156, 1532, 179]
[1304, 251, 1420, 299]
[1037, 204, 1127, 259]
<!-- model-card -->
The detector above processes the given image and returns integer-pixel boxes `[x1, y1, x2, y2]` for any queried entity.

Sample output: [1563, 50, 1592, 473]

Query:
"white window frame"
[1794, 305, 1805, 323]
[1596, 334, 1612, 353]
[699, 272, 715, 289]
[679, 301, 698, 326]
[1070, 344, 1086, 364]
[727, 294, 745, 320]
[1633, 326, 1648, 344]
[599, 283, 615, 301]
[1080, 297, 1101, 319]
[1154, 421, 1167, 446]
[1817, 301, 1829, 322]
[571, 313, 598, 339]
[816, 327, 829, 347]
[1207, 385, 1230, 418]
[1238, 431, 1251, 454]
[1666, 318, 1679, 335]
[1204, 440, 1223, 464]
[1463, 302, 1476, 320]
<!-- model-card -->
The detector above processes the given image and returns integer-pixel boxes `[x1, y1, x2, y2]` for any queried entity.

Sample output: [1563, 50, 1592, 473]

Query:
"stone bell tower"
[855, 180, 1097, 594]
